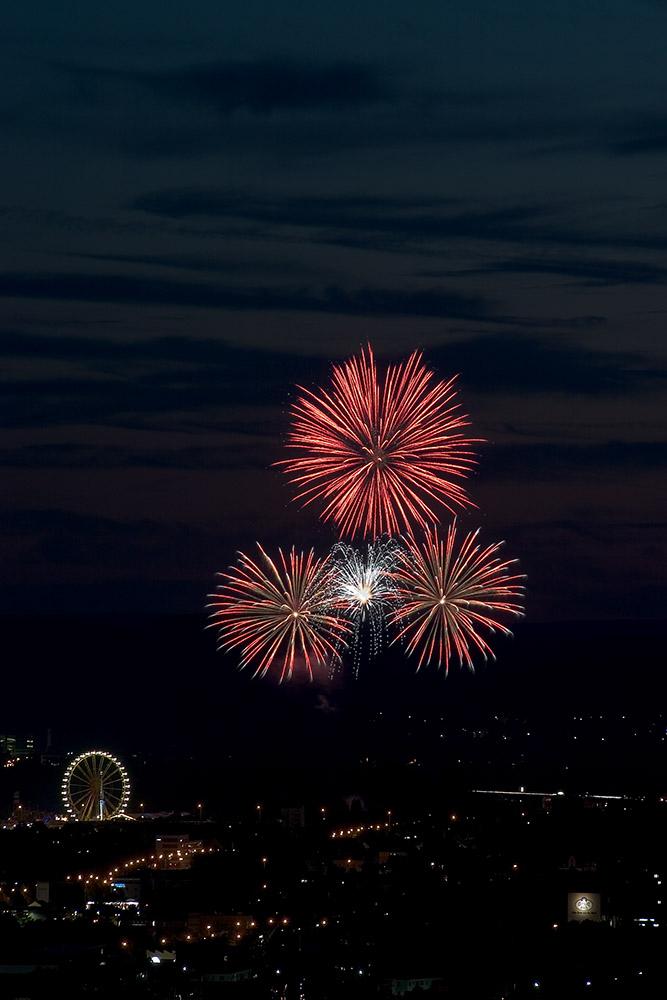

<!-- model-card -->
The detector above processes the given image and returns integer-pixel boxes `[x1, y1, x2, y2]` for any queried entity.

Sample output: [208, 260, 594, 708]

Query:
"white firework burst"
[327, 536, 403, 673]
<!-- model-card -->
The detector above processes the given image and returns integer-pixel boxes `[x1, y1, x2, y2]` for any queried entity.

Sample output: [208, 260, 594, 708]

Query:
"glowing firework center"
[61, 751, 130, 821]
[346, 581, 373, 605]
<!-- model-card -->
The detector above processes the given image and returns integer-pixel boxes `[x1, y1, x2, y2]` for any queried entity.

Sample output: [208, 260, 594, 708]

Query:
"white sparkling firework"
[327, 536, 403, 673]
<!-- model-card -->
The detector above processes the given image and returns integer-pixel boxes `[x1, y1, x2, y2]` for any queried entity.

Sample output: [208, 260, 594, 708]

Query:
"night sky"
[3, 0, 667, 627]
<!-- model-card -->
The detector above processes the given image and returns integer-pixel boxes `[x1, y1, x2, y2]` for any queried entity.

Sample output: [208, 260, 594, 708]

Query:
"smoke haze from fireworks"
[207, 544, 351, 682]
[389, 523, 525, 673]
[279, 345, 481, 539]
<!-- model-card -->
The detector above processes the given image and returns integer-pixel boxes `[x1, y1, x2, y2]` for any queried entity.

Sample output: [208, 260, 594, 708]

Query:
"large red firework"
[388, 523, 524, 672]
[278, 345, 481, 539]
[207, 544, 350, 681]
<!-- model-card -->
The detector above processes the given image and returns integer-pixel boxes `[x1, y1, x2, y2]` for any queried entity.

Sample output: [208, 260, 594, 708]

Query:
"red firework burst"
[278, 345, 481, 539]
[207, 544, 350, 681]
[388, 523, 524, 672]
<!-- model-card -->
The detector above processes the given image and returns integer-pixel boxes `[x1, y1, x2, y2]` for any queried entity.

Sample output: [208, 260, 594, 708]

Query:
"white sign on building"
[568, 892, 601, 921]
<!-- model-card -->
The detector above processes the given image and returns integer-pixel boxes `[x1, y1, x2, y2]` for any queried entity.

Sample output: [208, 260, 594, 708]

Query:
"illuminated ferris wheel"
[61, 751, 130, 821]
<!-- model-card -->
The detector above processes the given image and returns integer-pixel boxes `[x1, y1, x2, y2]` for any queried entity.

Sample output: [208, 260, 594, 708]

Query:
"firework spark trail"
[388, 523, 525, 672]
[207, 544, 351, 682]
[327, 537, 402, 673]
[278, 345, 481, 539]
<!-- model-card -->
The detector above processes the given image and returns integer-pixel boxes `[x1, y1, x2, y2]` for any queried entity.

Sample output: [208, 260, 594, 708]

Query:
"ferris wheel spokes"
[61, 751, 130, 821]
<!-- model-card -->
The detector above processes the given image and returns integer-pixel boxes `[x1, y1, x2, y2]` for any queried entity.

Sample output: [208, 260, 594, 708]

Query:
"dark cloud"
[0, 329, 294, 368]
[502, 518, 667, 621]
[0, 373, 282, 431]
[2, 328, 645, 400]
[62, 251, 304, 275]
[32, 56, 638, 162]
[131, 188, 667, 256]
[36, 58, 592, 161]
[0, 330, 663, 434]
[1, 506, 315, 584]
[427, 335, 666, 395]
[3, 508, 191, 569]
[0, 205, 266, 242]
[0, 442, 274, 471]
[0, 334, 330, 429]
[481, 440, 667, 481]
[526, 115, 667, 160]
[1, 510, 230, 614]
[7, 195, 667, 269]
[0, 376, 185, 429]
[131, 189, 465, 223]
[0, 272, 488, 319]
[4, 438, 664, 480]
[53, 57, 387, 115]
[420, 257, 667, 286]
[608, 112, 667, 155]
[132, 189, 543, 245]
[612, 134, 667, 154]
[0, 578, 205, 616]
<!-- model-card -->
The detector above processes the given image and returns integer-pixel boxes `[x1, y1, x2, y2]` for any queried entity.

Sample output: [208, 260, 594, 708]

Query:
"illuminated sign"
[568, 892, 601, 921]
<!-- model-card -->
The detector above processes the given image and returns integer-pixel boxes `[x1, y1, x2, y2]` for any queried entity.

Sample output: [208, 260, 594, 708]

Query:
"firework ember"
[389, 523, 524, 672]
[279, 345, 481, 539]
